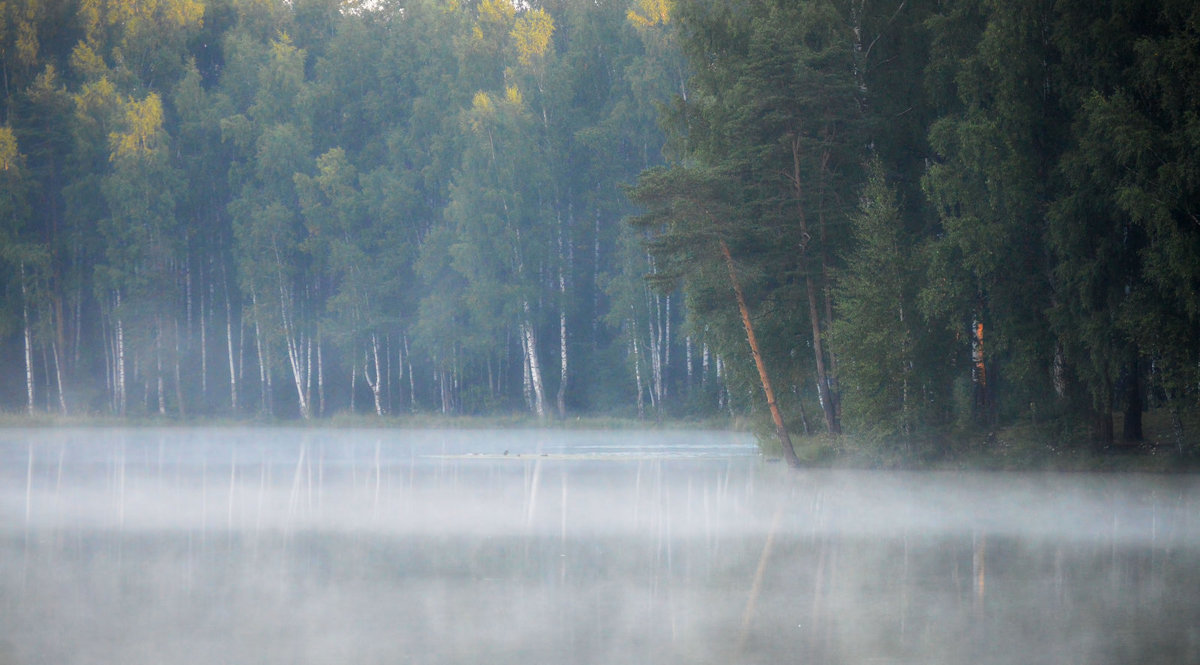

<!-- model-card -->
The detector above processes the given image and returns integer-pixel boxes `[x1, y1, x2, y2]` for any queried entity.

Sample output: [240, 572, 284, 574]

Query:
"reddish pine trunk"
[720, 241, 801, 468]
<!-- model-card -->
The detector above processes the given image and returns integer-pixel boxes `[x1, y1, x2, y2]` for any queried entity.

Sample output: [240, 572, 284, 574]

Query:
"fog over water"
[2, 428, 1199, 664]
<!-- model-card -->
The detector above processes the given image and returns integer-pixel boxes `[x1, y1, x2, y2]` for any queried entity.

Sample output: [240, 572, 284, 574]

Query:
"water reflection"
[1, 428, 1198, 664]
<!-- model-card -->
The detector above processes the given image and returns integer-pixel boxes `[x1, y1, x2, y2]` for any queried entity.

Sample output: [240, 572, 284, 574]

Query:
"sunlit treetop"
[70, 41, 107, 79]
[98, 0, 204, 35]
[477, 0, 514, 28]
[504, 84, 522, 106]
[73, 74, 120, 127]
[627, 0, 670, 29]
[511, 7, 553, 66]
[466, 85, 525, 133]
[109, 92, 165, 160]
[472, 89, 493, 114]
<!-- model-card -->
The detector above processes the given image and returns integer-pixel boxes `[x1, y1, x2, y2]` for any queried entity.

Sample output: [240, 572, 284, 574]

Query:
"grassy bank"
[0, 410, 743, 432]
[765, 408, 1200, 473]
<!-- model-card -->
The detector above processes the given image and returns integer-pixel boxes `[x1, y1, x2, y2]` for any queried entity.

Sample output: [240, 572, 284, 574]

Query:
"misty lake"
[2, 427, 1199, 665]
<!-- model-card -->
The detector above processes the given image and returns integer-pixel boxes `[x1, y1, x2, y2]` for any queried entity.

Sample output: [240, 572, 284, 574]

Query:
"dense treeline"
[3, 0, 1199, 458]
[0, 0, 724, 420]
[631, 0, 1200, 455]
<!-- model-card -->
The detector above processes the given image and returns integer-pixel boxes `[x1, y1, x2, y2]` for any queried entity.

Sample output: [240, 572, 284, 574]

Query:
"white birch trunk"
[116, 304, 126, 417]
[363, 333, 385, 416]
[522, 335, 533, 413]
[556, 212, 570, 420]
[155, 316, 166, 416]
[317, 337, 325, 417]
[558, 304, 567, 419]
[250, 287, 270, 416]
[284, 331, 311, 420]
[404, 334, 415, 412]
[278, 283, 311, 420]
[664, 294, 671, 391]
[225, 278, 238, 413]
[200, 275, 208, 400]
[631, 331, 644, 420]
[685, 334, 693, 390]
[647, 299, 662, 412]
[52, 340, 67, 415]
[521, 308, 546, 420]
[22, 277, 34, 416]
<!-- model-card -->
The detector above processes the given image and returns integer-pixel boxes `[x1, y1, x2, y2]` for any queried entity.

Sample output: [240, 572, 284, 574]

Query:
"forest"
[1, 0, 1198, 459]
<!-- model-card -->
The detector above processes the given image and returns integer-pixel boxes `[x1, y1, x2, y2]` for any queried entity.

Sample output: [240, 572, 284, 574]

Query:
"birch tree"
[226, 35, 317, 419]
[99, 92, 185, 415]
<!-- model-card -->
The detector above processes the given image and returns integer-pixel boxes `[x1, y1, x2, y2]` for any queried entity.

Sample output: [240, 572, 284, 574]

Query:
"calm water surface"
[2, 427, 1198, 664]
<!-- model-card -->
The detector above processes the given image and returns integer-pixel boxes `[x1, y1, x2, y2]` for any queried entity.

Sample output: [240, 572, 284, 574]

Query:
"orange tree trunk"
[721, 240, 801, 467]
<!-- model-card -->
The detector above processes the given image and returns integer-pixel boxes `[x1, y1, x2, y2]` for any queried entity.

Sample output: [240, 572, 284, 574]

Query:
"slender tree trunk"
[522, 339, 533, 412]
[280, 302, 311, 420]
[72, 286, 82, 369]
[364, 333, 385, 416]
[115, 296, 127, 417]
[686, 335, 694, 391]
[40, 344, 51, 412]
[173, 318, 186, 418]
[200, 270, 208, 402]
[317, 337, 325, 418]
[102, 307, 113, 411]
[404, 333, 415, 412]
[556, 212, 569, 420]
[664, 294, 671, 388]
[817, 147, 841, 423]
[156, 316, 166, 416]
[971, 318, 988, 413]
[438, 368, 449, 415]
[720, 240, 801, 467]
[385, 333, 392, 415]
[557, 293, 568, 419]
[52, 340, 67, 415]
[1123, 358, 1143, 443]
[647, 297, 662, 413]
[790, 138, 841, 435]
[21, 270, 35, 416]
[522, 308, 546, 419]
[224, 270, 238, 413]
[250, 287, 271, 416]
[632, 330, 645, 420]
[1096, 405, 1115, 447]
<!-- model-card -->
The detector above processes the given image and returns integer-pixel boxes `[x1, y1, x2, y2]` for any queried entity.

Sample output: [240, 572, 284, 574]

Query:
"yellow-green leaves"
[70, 41, 107, 80]
[110, 93, 165, 160]
[477, 0, 514, 29]
[101, 0, 204, 34]
[472, 90, 493, 115]
[0, 125, 21, 171]
[503, 85, 522, 106]
[511, 8, 553, 67]
[467, 86, 525, 135]
[627, 0, 670, 29]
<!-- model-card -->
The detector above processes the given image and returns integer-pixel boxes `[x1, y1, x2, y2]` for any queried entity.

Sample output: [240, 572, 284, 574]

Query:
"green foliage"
[832, 162, 919, 436]
[0, 0, 1198, 463]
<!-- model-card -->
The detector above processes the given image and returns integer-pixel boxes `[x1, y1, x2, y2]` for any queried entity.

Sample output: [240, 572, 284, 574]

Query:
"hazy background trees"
[2, 0, 1198, 456]
[0, 0, 715, 421]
